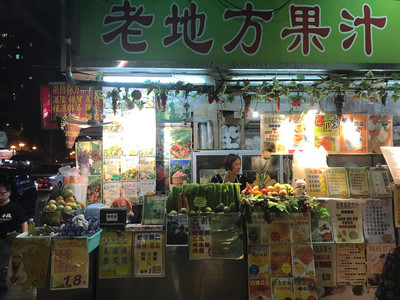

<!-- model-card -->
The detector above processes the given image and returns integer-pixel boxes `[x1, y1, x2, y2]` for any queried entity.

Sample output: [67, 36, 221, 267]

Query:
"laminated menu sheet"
[332, 199, 364, 243]
[289, 213, 311, 244]
[314, 243, 337, 287]
[336, 243, 367, 286]
[314, 114, 341, 154]
[366, 243, 396, 287]
[247, 211, 269, 244]
[305, 167, 328, 198]
[347, 167, 370, 197]
[326, 167, 350, 198]
[368, 166, 392, 197]
[248, 245, 270, 278]
[311, 200, 334, 243]
[189, 214, 212, 260]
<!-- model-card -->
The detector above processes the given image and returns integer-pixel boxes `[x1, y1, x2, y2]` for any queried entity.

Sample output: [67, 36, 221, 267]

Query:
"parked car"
[6, 153, 43, 169]
[30, 163, 64, 192]
[0, 166, 37, 218]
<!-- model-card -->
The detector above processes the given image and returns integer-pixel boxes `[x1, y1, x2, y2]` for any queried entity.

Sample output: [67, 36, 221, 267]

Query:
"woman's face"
[230, 158, 241, 175]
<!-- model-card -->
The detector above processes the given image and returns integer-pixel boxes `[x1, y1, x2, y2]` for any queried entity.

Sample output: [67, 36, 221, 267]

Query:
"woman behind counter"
[210, 153, 249, 191]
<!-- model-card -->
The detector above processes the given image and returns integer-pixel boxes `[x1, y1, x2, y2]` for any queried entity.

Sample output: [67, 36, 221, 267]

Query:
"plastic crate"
[87, 229, 102, 253]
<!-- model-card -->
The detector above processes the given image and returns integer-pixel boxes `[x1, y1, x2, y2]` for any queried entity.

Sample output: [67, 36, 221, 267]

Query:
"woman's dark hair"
[0, 181, 11, 192]
[223, 153, 240, 171]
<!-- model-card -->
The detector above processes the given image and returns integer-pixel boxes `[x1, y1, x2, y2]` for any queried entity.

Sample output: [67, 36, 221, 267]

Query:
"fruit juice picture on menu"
[269, 244, 292, 277]
[132, 231, 165, 277]
[50, 238, 89, 290]
[103, 157, 121, 181]
[311, 201, 334, 243]
[260, 114, 286, 156]
[103, 132, 123, 158]
[122, 181, 140, 205]
[292, 243, 315, 278]
[314, 114, 341, 154]
[366, 243, 396, 287]
[294, 278, 318, 300]
[368, 167, 392, 198]
[289, 213, 311, 244]
[248, 277, 272, 300]
[347, 167, 370, 197]
[139, 156, 156, 180]
[305, 168, 328, 197]
[103, 181, 121, 206]
[325, 167, 350, 197]
[284, 115, 307, 153]
[367, 115, 392, 154]
[332, 200, 364, 243]
[98, 231, 132, 279]
[248, 245, 270, 278]
[336, 243, 367, 285]
[211, 213, 243, 259]
[268, 214, 290, 244]
[271, 278, 294, 300]
[362, 199, 395, 243]
[247, 212, 269, 244]
[313, 243, 337, 287]
[121, 156, 138, 180]
[340, 114, 367, 154]
[189, 215, 212, 260]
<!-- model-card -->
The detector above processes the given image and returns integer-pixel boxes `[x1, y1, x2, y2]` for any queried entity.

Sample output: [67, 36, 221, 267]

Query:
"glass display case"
[192, 150, 283, 184]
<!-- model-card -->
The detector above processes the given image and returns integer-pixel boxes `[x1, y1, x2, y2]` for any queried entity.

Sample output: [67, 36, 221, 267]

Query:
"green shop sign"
[76, 0, 400, 65]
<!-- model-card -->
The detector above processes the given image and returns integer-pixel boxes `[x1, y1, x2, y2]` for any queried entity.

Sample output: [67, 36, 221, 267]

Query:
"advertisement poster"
[87, 176, 102, 204]
[289, 213, 311, 244]
[314, 243, 337, 287]
[362, 199, 395, 243]
[98, 231, 132, 278]
[40, 85, 58, 129]
[169, 128, 192, 160]
[247, 211, 269, 245]
[347, 167, 370, 197]
[103, 132, 123, 158]
[7, 236, 51, 288]
[394, 184, 400, 227]
[311, 201, 334, 243]
[271, 278, 294, 300]
[340, 115, 367, 154]
[103, 157, 121, 181]
[189, 215, 212, 260]
[103, 181, 121, 206]
[248, 245, 270, 278]
[336, 243, 367, 286]
[139, 156, 156, 180]
[260, 114, 286, 155]
[268, 215, 290, 244]
[368, 167, 392, 198]
[305, 168, 328, 198]
[285, 115, 308, 153]
[332, 200, 364, 243]
[270, 244, 292, 277]
[121, 156, 139, 180]
[142, 194, 166, 225]
[139, 179, 156, 196]
[366, 243, 396, 287]
[122, 181, 140, 205]
[367, 115, 392, 154]
[166, 213, 189, 246]
[291, 243, 315, 278]
[211, 213, 243, 259]
[294, 278, 318, 300]
[381, 147, 400, 184]
[326, 167, 350, 198]
[132, 231, 165, 277]
[75, 141, 103, 176]
[50, 238, 89, 290]
[314, 114, 341, 154]
[248, 277, 272, 300]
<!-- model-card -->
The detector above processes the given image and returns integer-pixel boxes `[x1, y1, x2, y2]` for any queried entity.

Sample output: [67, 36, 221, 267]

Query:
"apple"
[57, 199, 66, 206]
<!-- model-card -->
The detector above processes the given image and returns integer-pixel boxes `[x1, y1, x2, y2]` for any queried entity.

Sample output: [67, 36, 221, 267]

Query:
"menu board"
[271, 278, 294, 300]
[336, 243, 367, 285]
[347, 167, 370, 197]
[269, 244, 292, 277]
[98, 231, 132, 278]
[366, 243, 396, 287]
[362, 198, 395, 243]
[368, 167, 392, 197]
[305, 168, 328, 197]
[189, 215, 212, 260]
[247, 212, 269, 244]
[326, 167, 350, 197]
[367, 115, 393, 154]
[332, 200, 364, 243]
[314, 243, 337, 287]
[340, 114, 367, 154]
[260, 114, 286, 155]
[248, 245, 270, 278]
[289, 213, 311, 244]
[381, 147, 400, 184]
[132, 231, 165, 277]
[291, 243, 315, 278]
[314, 114, 341, 154]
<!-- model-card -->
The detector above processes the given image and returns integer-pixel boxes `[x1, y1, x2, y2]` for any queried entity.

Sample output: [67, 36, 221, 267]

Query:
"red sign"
[40, 85, 58, 129]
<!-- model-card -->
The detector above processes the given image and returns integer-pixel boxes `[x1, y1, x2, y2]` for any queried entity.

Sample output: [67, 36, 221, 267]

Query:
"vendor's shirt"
[0, 201, 26, 239]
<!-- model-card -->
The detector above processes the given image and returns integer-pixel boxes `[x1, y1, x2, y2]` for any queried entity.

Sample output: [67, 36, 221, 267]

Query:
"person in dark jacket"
[210, 153, 249, 191]
[375, 246, 400, 300]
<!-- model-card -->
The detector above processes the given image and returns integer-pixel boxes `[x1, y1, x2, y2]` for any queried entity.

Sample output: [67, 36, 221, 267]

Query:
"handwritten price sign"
[50, 238, 89, 290]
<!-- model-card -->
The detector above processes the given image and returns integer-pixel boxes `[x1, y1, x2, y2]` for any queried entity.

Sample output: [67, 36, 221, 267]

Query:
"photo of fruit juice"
[293, 123, 305, 146]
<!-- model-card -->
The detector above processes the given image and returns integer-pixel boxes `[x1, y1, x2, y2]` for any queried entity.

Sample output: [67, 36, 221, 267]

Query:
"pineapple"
[253, 172, 276, 189]
[49, 184, 65, 201]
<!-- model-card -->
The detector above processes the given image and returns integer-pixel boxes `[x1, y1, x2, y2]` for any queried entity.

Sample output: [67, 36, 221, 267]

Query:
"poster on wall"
[325, 167, 350, 198]
[269, 244, 292, 277]
[132, 231, 165, 277]
[332, 200, 364, 243]
[139, 179, 156, 196]
[268, 214, 290, 244]
[7, 236, 51, 288]
[313, 243, 337, 287]
[294, 278, 318, 300]
[381, 147, 400, 184]
[248, 276, 271, 300]
[139, 156, 156, 180]
[166, 213, 189, 246]
[363, 198, 395, 243]
[103, 157, 121, 180]
[121, 156, 138, 180]
[122, 181, 140, 205]
[314, 114, 341, 154]
[305, 168, 328, 198]
[285, 115, 308, 153]
[142, 194, 167, 225]
[271, 278, 294, 300]
[347, 167, 370, 197]
[366, 243, 396, 287]
[260, 114, 286, 157]
[291, 243, 315, 278]
[50, 238, 89, 290]
[189, 214, 212, 260]
[103, 181, 121, 206]
[367, 115, 392, 154]
[98, 231, 132, 278]
[248, 245, 270, 278]
[336, 243, 367, 286]
[87, 176, 102, 204]
[289, 213, 311, 244]
[247, 212, 269, 244]
[340, 115, 367, 154]
[169, 127, 192, 160]
[75, 141, 103, 176]
[103, 132, 123, 158]
[368, 166, 392, 198]
[311, 200, 334, 243]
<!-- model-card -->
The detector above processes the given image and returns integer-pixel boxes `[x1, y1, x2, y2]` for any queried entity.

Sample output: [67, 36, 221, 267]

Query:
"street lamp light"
[32, 146, 37, 150]
[18, 142, 25, 151]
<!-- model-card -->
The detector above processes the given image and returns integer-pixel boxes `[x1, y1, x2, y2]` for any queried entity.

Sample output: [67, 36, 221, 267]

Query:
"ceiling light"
[103, 75, 206, 84]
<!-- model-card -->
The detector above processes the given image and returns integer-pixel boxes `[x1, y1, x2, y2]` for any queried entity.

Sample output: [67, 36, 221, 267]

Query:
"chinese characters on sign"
[189, 215, 212, 260]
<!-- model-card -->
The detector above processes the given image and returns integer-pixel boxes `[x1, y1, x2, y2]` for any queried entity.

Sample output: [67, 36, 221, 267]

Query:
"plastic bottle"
[28, 218, 36, 236]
